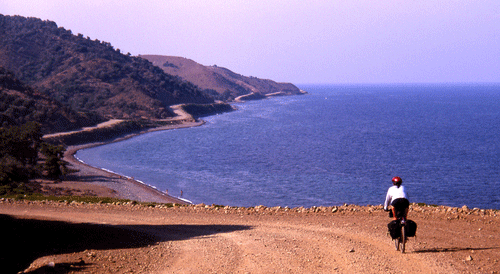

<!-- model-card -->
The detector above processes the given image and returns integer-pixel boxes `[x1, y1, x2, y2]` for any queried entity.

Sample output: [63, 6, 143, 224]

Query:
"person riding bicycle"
[384, 176, 409, 220]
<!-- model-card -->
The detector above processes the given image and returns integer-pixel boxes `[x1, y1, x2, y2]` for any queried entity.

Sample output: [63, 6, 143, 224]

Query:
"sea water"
[76, 84, 500, 209]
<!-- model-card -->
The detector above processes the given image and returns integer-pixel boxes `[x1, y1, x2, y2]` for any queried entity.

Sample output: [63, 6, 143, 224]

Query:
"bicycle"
[387, 209, 408, 253]
[394, 217, 406, 253]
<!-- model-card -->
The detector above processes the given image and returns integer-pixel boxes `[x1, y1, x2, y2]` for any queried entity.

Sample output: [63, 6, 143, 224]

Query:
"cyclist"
[384, 176, 409, 220]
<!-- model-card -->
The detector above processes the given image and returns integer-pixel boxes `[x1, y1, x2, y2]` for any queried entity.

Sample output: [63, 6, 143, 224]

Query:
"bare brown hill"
[141, 55, 305, 101]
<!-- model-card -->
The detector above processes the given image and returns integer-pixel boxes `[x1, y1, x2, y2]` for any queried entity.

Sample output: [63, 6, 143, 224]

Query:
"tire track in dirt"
[156, 214, 455, 273]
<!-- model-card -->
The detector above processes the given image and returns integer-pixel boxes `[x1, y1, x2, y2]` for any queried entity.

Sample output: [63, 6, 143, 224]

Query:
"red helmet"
[392, 176, 402, 184]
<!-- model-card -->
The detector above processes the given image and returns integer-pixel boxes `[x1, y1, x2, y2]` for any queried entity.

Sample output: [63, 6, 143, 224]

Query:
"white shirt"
[384, 185, 408, 210]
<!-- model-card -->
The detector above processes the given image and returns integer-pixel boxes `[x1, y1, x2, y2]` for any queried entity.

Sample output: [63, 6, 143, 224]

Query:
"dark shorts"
[391, 198, 409, 218]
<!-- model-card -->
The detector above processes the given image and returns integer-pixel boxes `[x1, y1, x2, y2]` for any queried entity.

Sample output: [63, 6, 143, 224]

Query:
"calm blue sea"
[76, 84, 500, 209]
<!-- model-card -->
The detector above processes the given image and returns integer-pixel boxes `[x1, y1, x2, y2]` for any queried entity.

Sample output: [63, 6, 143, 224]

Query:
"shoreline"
[47, 96, 498, 210]
[58, 117, 500, 210]
[58, 119, 206, 205]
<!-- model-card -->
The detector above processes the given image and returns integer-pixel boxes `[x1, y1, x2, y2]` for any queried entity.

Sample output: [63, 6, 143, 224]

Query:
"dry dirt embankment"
[1, 200, 499, 273]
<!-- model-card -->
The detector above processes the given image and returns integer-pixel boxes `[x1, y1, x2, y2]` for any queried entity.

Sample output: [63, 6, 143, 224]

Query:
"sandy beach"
[57, 121, 205, 205]
[40, 104, 205, 204]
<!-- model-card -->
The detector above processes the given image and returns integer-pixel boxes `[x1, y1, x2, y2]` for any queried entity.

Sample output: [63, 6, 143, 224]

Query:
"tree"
[40, 143, 67, 179]
[0, 122, 67, 190]
[0, 121, 41, 167]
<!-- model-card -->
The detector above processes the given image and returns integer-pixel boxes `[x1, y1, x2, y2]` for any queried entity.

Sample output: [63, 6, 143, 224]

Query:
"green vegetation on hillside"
[0, 14, 215, 120]
[181, 103, 235, 118]
[1, 67, 103, 133]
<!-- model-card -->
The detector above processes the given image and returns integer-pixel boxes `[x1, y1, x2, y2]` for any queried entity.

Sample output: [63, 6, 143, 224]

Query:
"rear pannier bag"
[405, 219, 417, 237]
[388, 220, 418, 239]
[387, 220, 401, 239]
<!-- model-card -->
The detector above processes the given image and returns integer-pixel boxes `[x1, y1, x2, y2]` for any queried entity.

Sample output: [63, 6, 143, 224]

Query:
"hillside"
[0, 15, 214, 120]
[0, 67, 103, 133]
[141, 55, 305, 101]
[0, 14, 304, 134]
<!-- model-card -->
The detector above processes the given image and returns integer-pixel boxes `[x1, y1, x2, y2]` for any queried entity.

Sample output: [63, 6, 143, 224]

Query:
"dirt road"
[1, 200, 498, 273]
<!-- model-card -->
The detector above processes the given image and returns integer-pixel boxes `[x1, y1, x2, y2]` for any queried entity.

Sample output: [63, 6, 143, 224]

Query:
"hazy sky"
[2, 0, 500, 84]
